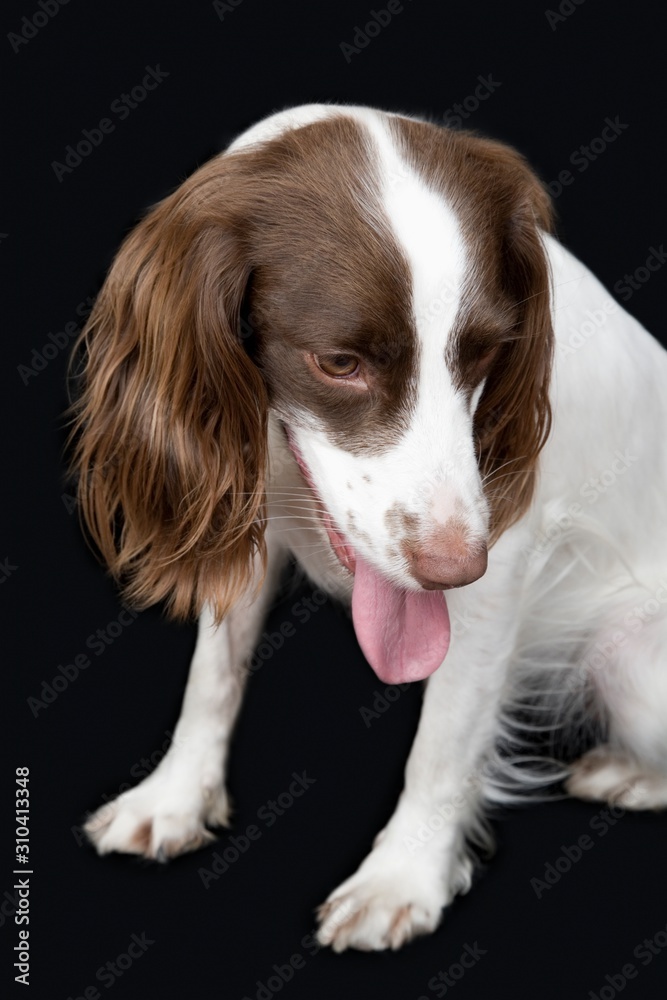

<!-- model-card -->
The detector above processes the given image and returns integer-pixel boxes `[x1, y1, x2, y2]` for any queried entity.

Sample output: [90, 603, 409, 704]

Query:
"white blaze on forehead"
[227, 103, 340, 151]
[229, 106, 468, 343]
[360, 116, 475, 465]
[375, 126, 466, 353]
[336, 111, 468, 427]
[227, 102, 400, 153]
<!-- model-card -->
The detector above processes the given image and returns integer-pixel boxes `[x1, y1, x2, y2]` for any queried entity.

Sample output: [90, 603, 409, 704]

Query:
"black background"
[3, 1, 667, 998]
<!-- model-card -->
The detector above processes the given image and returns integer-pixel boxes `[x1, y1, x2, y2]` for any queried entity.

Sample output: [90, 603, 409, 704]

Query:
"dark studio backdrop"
[3, 1, 667, 998]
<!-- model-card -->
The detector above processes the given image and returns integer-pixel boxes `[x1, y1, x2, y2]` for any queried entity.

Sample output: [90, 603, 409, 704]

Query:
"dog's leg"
[567, 603, 667, 810]
[566, 745, 667, 809]
[317, 583, 518, 952]
[85, 542, 286, 861]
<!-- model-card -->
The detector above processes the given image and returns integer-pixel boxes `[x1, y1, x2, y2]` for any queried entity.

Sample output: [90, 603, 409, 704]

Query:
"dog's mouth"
[284, 429, 357, 574]
[284, 428, 451, 685]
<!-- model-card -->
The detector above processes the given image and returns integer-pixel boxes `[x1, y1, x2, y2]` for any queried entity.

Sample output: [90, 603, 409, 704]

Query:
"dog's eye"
[473, 344, 501, 378]
[314, 353, 360, 378]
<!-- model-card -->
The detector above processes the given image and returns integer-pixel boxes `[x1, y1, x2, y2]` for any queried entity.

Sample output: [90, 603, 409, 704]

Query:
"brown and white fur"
[71, 104, 667, 951]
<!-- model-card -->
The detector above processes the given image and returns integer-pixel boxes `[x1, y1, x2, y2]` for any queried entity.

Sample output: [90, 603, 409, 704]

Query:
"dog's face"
[241, 111, 552, 593]
[71, 105, 554, 653]
[248, 118, 489, 597]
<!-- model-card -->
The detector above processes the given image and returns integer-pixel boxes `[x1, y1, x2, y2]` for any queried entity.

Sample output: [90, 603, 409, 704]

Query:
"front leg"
[85, 542, 286, 860]
[317, 573, 520, 952]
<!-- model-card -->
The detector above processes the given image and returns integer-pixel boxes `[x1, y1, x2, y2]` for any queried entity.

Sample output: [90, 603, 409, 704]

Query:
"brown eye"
[474, 345, 501, 377]
[314, 353, 360, 378]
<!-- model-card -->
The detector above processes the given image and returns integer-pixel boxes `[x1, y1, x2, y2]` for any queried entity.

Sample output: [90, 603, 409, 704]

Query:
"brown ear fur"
[467, 136, 555, 545]
[68, 153, 268, 621]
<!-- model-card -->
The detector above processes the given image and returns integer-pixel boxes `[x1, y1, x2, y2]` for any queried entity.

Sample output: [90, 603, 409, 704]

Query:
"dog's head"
[70, 104, 553, 677]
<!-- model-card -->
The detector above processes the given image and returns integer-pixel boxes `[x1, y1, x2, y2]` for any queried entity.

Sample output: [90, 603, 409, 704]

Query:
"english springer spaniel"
[71, 104, 667, 951]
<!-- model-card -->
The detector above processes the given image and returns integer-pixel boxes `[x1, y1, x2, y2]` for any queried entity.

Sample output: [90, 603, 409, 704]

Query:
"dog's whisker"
[481, 455, 528, 484]
[253, 516, 322, 525]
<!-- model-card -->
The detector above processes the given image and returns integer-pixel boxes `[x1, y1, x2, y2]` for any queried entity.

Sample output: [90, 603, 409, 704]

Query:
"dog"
[71, 104, 667, 952]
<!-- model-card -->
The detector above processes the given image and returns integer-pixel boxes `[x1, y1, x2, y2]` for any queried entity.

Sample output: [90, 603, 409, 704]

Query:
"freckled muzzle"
[282, 425, 453, 685]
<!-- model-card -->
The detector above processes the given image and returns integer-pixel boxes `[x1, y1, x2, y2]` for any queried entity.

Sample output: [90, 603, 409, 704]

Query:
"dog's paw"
[316, 849, 450, 952]
[317, 875, 445, 952]
[566, 745, 667, 810]
[85, 770, 230, 861]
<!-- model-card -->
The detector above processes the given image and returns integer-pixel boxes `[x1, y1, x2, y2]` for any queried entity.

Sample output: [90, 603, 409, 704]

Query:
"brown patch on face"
[389, 118, 555, 545]
[384, 502, 421, 554]
[242, 116, 419, 454]
[347, 509, 372, 547]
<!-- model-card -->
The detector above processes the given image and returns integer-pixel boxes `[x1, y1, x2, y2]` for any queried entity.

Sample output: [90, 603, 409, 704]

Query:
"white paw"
[566, 745, 667, 811]
[85, 765, 230, 861]
[316, 848, 451, 952]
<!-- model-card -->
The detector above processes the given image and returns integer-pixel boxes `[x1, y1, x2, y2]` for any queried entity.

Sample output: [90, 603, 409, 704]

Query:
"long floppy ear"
[68, 153, 268, 621]
[465, 136, 555, 545]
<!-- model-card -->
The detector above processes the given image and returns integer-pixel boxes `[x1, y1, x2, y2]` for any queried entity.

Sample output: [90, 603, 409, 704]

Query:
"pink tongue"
[351, 554, 451, 684]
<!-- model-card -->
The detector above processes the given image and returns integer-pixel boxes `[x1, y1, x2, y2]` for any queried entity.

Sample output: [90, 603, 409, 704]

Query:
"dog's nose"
[408, 538, 488, 590]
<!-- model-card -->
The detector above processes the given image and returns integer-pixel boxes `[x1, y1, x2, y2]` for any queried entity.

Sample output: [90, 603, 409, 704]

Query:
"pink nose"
[408, 540, 488, 590]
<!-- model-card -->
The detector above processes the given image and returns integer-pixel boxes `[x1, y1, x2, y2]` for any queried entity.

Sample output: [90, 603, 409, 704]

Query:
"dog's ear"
[463, 135, 555, 545]
[69, 152, 269, 621]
